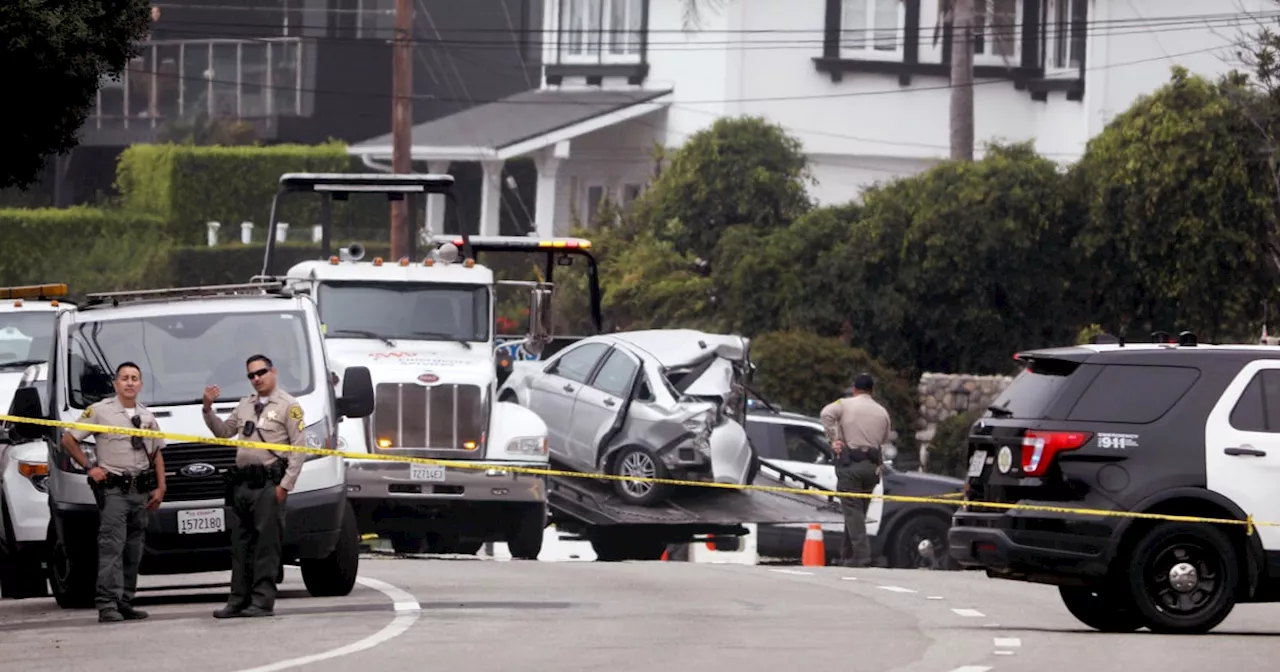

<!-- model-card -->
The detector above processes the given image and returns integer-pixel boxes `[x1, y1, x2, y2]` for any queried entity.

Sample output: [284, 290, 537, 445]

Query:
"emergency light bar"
[0, 283, 69, 300]
[432, 235, 592, 250]
[84, 281, 288, 308]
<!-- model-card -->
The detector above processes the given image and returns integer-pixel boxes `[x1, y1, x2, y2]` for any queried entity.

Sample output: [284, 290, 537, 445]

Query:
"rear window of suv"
[988, 358, 1078, 419]
[989, 359, 1199, 423]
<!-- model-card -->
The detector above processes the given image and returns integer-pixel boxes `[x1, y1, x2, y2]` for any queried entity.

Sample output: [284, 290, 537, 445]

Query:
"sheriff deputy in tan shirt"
[819, 372, 892, 567]
[200, 354, 306, 619]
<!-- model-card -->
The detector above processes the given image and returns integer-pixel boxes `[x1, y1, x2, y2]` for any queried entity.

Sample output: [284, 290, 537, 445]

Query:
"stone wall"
[913, 372, 1014, 462]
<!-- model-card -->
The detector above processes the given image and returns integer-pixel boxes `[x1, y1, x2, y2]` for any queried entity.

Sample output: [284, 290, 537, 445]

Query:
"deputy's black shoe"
[213, 605, 246, 619]
[98, 609, 125, 623]
[119, 605, 150, 620]
[240, 605, 275, 618]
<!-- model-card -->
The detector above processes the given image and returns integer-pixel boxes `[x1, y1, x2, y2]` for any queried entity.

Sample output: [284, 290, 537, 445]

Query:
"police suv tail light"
[1021, 430, 1092, 476]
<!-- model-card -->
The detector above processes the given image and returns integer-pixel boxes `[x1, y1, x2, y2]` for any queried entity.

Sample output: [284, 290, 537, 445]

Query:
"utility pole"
[390, 0, 413, 259]
[949, 0, 975, 161]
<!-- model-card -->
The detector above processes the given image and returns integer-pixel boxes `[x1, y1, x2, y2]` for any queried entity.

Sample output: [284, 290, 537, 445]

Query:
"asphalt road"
[1, 554, 1278, 672]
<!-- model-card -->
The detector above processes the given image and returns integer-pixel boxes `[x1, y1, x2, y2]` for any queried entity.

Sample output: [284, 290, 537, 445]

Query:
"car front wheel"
[1058, 585, 1146, 633]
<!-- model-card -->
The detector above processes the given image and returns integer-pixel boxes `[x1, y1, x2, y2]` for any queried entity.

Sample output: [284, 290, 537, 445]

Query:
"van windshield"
[317, 281, 490, 343]
[0, 312, 57, 369]
[67, 311, 315, 408]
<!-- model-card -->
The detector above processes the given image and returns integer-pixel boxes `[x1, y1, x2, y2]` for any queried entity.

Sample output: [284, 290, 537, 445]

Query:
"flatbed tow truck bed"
[546, 464, 843, 561]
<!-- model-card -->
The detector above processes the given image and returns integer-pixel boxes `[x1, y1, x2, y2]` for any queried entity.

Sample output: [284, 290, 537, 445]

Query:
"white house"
[347, 0, 1275, 238]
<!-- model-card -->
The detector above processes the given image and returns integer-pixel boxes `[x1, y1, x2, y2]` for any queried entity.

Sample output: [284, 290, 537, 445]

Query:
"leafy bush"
[749, 330, 919, 467]
[114, 143, 377, 245]
[926, 410, 981, 479]
[0, 207, 170, 296]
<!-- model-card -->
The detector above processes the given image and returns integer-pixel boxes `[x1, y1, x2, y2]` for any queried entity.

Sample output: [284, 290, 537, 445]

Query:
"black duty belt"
[96, 469, 159, 494]
[226, 461, 286, 489]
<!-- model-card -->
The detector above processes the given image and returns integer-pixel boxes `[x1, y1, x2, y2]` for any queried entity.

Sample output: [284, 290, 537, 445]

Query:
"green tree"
[1072, 66, 1275, 341]
[626, 116, 814, 261]
[3, 0, 153, 189]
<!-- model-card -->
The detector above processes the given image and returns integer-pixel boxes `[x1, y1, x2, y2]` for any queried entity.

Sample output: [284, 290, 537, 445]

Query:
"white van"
[7, 281, 375, 608]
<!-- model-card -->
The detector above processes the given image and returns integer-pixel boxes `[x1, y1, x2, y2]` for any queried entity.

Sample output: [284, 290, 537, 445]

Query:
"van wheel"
[1058, 586, 1146, 633]
[1126, 522, 1237, 634]
[506, 503, 547, 560]
[609, 446, 670, 507]
[47, 521, 94, 609]
[301, 502, 360, 597]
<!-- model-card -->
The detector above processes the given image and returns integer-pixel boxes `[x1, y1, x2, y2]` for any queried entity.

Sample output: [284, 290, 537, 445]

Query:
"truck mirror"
[8, 387, 46, 442]
[337, 366, 375, 419]
[526, 286, 554, 356]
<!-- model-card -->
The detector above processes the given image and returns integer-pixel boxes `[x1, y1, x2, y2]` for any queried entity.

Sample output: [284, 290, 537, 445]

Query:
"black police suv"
[949, 333, 1280, 634]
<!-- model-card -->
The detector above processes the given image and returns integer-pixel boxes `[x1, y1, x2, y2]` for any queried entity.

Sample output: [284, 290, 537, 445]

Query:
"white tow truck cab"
[10, 281, 376, 608]
[254, 172, 604, 558]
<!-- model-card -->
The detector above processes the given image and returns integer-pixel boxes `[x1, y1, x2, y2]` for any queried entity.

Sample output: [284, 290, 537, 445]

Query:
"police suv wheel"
[609, 446, 671, 507]
[0, 499, 48, 599]
[47, 521, 94, 609]
[1057, 586, 1146, 633]
[1126, 522, 1238, 634]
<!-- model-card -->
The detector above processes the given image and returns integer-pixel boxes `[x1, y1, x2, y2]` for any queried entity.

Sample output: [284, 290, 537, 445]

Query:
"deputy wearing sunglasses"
[200, 354, 306, 619]
[61, 361, 167, 623]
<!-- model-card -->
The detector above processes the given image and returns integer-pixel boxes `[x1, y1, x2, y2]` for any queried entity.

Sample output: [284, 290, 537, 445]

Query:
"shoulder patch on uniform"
[288, 405, 304, 421]
[297, 418, 305, 432]
[80, 406, 93, 420]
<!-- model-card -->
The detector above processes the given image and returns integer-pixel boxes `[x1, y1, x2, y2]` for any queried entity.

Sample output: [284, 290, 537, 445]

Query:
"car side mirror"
[336, 366, 375, 419]
[8, 387, 46, 442]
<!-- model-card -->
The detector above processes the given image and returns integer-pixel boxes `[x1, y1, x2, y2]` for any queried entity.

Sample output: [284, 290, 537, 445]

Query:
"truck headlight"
[505, 436, 547, 456]
[302, 421, 333, 462]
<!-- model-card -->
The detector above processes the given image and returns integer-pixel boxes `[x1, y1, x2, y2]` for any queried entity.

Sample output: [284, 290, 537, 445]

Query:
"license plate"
[967, 450, 989, 478]
[177, 508, 225, 535]
[410, 463, 446, 482]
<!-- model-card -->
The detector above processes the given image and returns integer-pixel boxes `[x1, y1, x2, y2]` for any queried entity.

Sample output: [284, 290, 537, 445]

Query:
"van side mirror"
[8, 387, 46, 442]
[525, 284, 554, 356]
[337, 366, 375, 419]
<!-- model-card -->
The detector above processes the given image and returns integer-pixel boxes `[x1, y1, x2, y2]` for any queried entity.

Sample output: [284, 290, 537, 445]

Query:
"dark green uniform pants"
[96, 488, 149, 612]
[837, 463, 879, 567]
[227, 482, 285, 611]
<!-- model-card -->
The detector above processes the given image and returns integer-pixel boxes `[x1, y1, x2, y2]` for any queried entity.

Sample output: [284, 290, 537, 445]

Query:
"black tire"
[389, 531, 428, 554]
[1058, 586, 1147, 633]
[0, 498, 48, 599]
[426, 531, 483, 555]
[506, 504, 547, 560]
[888, 514, 958, 570]
[588, 528, 668, 561]
[301, 502, 360, 597]
[47, 520, 94, 609]
[609, 445, 671, 507]
[1126, 522, 1238, 634]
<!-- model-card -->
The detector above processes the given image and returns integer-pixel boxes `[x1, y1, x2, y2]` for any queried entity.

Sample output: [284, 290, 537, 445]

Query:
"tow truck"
[254, 172, 842, 561]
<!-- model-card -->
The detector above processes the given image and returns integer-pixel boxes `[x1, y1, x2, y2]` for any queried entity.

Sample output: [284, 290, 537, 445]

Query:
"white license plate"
[177, 508, 225, 535]
[967, 450, 989, 478]
[410, 464, 446, 482]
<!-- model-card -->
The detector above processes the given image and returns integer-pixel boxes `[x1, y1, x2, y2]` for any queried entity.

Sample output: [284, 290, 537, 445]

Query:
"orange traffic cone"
[660, 548, 669, 562]
[801, 523, 826, 567]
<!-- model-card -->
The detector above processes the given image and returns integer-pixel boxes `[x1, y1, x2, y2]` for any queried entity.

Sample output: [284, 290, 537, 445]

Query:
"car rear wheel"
[888, 514, 957, 570]
[1126, 522, 1237, 634]
[1058, 586, 1146, 633]
[609, 446, 671, 507]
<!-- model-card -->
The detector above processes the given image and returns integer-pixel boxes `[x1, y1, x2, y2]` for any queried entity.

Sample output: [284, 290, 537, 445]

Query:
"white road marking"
[994, 637, 1022, 648]
[840, 576, 859, 581]
[951, 608, 985, 618]
[877, 585, 917, 593]
[770, 569, 813, 576]
[994, 651, 1015, 656]
[949, 667, 993, 672]
[926, 595, 944, 600]
[232, 574, 422, 672]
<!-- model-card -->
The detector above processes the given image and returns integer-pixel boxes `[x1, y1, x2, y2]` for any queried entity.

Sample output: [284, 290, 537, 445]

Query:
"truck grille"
[371, 382, 485, 457]
[162, 442, 237, 502]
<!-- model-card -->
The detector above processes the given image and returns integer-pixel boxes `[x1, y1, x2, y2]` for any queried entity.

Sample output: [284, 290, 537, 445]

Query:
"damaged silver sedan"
[497, 329, 759, 506]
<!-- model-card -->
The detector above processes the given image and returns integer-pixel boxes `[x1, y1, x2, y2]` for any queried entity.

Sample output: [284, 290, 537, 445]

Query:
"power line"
[145, 10, 1280, 51]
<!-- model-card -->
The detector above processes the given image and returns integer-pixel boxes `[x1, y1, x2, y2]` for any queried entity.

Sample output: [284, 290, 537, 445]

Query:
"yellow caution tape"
[8, 413, 1275, 530]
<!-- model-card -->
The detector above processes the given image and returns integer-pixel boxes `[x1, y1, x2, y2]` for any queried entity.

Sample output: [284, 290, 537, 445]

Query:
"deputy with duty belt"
[201, 354, 305, 619]
[820, 373, 891, 568]
[61, 361, 167, 623]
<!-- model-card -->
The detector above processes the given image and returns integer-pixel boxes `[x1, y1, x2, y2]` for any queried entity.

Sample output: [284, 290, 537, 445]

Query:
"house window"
[840, 0, 905, 59]
[1042, 0, 1088, 72]
[559, 0, 644, 64]
[621, 183, 642, 209]
[972, 0, 1020, 65]
[585, 184, 606, 226]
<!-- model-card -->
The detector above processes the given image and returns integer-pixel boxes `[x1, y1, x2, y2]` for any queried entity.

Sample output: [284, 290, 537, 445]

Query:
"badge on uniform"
[266, 410, 277, 421]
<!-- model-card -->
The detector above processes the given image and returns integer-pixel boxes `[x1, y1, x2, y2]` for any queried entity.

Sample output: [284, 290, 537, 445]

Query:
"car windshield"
[0, 311, 57, 370]
[67, 310, 315, 408]
[317, 281, 490, 343]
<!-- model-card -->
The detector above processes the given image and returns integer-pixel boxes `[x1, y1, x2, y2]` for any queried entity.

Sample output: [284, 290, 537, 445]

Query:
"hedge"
[0, 207, 171, 297]
[114, 142, 383, 246]
[164, 242, 394, 287]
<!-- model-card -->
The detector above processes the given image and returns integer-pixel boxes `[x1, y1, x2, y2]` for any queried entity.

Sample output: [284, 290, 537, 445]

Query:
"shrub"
[926, 410, 981, 479]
